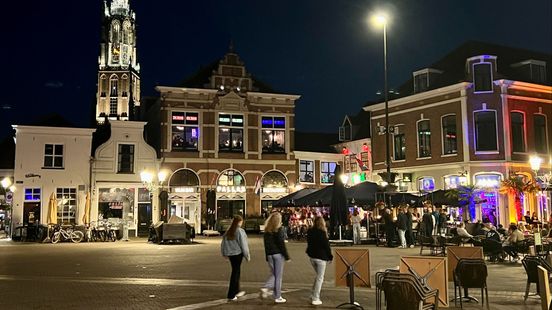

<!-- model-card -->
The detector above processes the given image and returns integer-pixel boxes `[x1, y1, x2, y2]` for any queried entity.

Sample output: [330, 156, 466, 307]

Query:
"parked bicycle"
[51, 225, 84, 243]
[88, 220, 118, 242]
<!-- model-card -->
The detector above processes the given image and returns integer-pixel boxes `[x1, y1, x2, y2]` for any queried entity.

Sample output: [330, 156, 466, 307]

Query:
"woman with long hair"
[306, 216, 333, 305]
[221, 215, 250, 301]
[351, 208, 362, 245]
[260, 212, 290, 303]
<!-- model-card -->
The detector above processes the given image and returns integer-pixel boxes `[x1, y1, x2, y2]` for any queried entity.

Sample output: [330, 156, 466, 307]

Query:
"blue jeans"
[310, 258, 327, 301]
[264, 254, 285, 299]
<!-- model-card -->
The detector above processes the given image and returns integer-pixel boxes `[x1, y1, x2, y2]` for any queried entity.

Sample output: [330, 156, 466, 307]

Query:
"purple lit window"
[171, 112, 199, 151]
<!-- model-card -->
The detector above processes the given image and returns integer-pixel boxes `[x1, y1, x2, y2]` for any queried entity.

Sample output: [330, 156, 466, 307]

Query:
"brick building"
[365, 41, 552, 225]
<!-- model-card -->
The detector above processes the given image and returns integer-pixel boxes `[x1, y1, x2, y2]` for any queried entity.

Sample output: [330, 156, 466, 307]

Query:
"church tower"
[96, 0, 140, 123]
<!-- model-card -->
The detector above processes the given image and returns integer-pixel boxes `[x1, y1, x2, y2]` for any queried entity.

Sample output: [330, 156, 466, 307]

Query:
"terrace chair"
[382, 274, 439, 310]
[522, 256, 549, 300]
[481, 238, 504, 262]
[375, 269, 399, 310]
[419, 235, 439, 256]
[453, 259, 489, 309]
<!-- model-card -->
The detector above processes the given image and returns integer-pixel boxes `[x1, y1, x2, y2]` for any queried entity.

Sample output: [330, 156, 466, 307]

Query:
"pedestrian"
[439, 208, 448, 235]
[422, 207, 434, 237]
[306, 216, 333, 306]
[351, 209, 362, 245]
[396, 207, 408, 248]
[382, 208, 395, 247]
[220, 215, 250, 301]
[261, 212, 290, 303]
[405, 207, 415, 248]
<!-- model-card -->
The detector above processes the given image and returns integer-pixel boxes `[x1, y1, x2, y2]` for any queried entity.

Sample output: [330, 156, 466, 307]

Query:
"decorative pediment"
[217, 91, 246, 111]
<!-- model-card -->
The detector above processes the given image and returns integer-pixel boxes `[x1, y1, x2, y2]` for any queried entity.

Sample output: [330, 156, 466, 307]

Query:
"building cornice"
[247, 92, 301, 101]
[11, 125, 96, 136]
[156, 86, 219, 95]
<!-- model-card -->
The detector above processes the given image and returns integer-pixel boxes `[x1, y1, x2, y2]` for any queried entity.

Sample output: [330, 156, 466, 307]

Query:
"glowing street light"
[530, 155, 543, 173]
[1, 177, 11, 189]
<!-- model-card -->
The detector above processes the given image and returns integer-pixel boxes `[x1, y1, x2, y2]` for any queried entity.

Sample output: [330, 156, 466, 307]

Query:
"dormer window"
[339, 116, 353, 141]
[511, 59, 547, 84]
[467, 55, 496, 93]
[413, 68, 443, 94]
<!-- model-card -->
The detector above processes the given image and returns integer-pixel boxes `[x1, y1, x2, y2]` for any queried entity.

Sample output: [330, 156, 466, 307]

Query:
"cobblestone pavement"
[0, 236, 544, 309]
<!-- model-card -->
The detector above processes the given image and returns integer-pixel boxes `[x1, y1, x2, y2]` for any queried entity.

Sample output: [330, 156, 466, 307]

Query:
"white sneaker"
[409, 245, 414, 248]
[228, 297, 237, 302]
[312, 299, 323, 305]
[275, 297, 287, 303]
[236, 291, 246, 297]
[260, 288, 270, 299]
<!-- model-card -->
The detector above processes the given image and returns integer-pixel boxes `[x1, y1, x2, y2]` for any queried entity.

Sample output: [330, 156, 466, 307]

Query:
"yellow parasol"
[47, 192, 58, 225]
[82, 192, 91, 225]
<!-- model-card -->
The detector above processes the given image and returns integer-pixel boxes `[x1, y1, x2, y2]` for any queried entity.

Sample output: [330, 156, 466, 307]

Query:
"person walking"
[405, 207, 415, 248]
[382, 208, 396, 247]
[422, 207, 434, 237]
[351, 209, 362, 245]
[261, 212, 290, 303]
[220, 215, 250, 301]
[396, 207, 408, 248]
[306, 216, 333, 306]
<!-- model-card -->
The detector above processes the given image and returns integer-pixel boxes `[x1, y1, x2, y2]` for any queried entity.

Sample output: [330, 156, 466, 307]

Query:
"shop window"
[171, 112, 199, 151]
[510, 112, 526, 153]
[117, 144, 134, 173]
[474, 110, 498, 152]
[417, 120, 431, 158]
[442, 115, 457, 155]
[473, 63, 493, 93]
[321, 162, 337, 184]
[219, 114, 243, 152]
[43, 144, 64, 168]
[393, 126, 406, 160]
[24, 188, 41, 201]
[534, 114, 548, 154]
[218, 170, 245, 189]
[261, 116, 285, 153]
[299, 160, 314, 183]
[169, 169, 200, 187]
[56, 188, 77, 225]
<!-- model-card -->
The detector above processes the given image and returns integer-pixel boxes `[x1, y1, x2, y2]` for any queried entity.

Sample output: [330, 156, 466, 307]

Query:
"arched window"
[100, 75, 108, 97]
[111, 21, 121, 64]
[218, 169, 245, 187]
[123, 21, 132, 45]
[110, 76, 118, 97]
[169, 169, 200, 188]
[261, 171, 288, 188]
[417, 120, 431, 158]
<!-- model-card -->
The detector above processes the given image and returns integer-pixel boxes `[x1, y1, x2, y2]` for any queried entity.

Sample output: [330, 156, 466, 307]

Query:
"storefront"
[167, 169, 201, 233]
[97, 187, 137, 235]
[474, 173, 502, 226]
[137, 188, 152, 237]
[216, 169, 246, 220]
[260, 170, 288, 217]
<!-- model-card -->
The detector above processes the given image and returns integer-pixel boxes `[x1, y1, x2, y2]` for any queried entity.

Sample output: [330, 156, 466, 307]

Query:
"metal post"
[383, 24, 391, 184]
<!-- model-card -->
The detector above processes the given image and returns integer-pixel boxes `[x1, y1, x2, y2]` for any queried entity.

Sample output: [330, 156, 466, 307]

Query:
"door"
[23, 202, 41, 225]
[137, 203, 152, 237]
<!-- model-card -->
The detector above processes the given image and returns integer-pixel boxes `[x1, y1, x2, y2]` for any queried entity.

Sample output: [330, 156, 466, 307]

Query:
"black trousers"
[227, 254, 243, 298]
[406, 229, 414, 246]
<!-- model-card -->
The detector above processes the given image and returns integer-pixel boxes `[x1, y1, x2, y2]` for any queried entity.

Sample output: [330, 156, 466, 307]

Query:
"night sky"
[0, 0, 551, 140]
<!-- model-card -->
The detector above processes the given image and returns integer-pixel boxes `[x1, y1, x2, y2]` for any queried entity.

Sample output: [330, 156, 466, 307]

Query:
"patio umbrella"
[294, 186, 335, 206]
[47, 192, 58, 225]
[330, 165, 348, 239]
[82, 192, 91, 225]
[346, 181, 379, 204]
[273, 188, 318, 207]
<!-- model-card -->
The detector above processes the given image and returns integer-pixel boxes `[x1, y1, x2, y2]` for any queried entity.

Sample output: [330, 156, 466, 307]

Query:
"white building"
[92, 121, 159, 236]
[11, 125, 95, 226]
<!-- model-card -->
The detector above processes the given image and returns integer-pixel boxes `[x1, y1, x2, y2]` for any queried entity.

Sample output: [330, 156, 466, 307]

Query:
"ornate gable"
[217, 91, 247, 111]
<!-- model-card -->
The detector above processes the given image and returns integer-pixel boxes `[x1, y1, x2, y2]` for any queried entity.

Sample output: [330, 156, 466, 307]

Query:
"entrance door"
[137, 203, 152, 237]
[217, 200, 245, 220]
[23, 202, 41, 225]
[478, 191, 499, 226]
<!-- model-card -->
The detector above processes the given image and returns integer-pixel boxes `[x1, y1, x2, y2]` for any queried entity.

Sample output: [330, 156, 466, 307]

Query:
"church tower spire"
[96, 0, 140, 123]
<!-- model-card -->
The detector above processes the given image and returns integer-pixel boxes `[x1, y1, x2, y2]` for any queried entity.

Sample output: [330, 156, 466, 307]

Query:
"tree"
[445, 185, 479, 221]
[500, 173, 539, 221]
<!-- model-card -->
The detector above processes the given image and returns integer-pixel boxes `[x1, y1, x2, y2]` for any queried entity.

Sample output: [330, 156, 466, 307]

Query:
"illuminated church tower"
[96, 0, 140, 123]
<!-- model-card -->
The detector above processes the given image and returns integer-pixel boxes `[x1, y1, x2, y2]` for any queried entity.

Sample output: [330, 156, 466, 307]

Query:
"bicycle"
[51, 225, 84, 243]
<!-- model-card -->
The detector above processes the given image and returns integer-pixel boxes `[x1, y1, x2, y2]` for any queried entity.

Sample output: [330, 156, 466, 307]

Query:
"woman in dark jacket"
[306, 216, 333, 305]
[261, 212, 290, 304]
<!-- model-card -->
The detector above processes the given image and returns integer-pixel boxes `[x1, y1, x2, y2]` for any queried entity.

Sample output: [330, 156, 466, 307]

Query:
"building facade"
[11, 125, 95, 227]
[365, 42, 552, 226]
[96, 0, 141, 122]
[156, 49, 300, 228]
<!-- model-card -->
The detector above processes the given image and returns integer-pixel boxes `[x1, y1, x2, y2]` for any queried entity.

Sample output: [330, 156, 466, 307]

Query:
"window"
[219, 114, 243, 152]
[414, 73, 429, 93]
[347, 155, 358, 172]
[474, 110, 498, 152]
[100, 75, 107, 97]
[110, 78, 118, 97]
[171, 112, 199, 151]
[442, 115, 457, 155]
[534, 114, 548, 154]
[299, 160, 314, 183]
[111, 22, 120, 64]
[110, 98, 117, 115]
[418, 177, 435, 192]
[218, 169, 245, 187]
[56, 188, 77, 224]
[473, 63, 493, 92]
[321, 162, 337, 184]
[511, 112, 526, 153]
[261, 116, 286, 153]
[417, 120, 431, 158]
[393, 126, 406, 160]
[117, 144, 134, 173]
[531, 63, 547, 84]
[44, 144, 64, 168]
[24, 188, 41, 201]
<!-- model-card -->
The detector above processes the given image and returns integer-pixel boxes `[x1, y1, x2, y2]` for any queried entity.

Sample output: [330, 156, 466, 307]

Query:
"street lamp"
[529, 155, 549, 223]
[370, 12, 392, 184]
[140, 169, 170, 221]
[1, 177, 14, 238]
[530, 155, 542, 173]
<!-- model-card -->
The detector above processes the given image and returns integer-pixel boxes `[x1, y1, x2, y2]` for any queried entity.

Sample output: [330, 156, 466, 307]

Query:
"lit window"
[56, 187, 77, 225]
[24, 188, 41, 201]
[442, 115, 457, 155]
[473, 63, 493, 92]
[43, 144, 64, 168]
[534, 114, 548, 154]
[417, 120, 431, 158]
[219, 114, 243, 152]
[474, 111, 498, 152]
[171, 112, 199, 151]
[117, 144, 134, 173]
[321, 162, 337, 184]
[261, 116, 286, 153]
[299, 160, 314, 183]
[510, 112, 525, 153]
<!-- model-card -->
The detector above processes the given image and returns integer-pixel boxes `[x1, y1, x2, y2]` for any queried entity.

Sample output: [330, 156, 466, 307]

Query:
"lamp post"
[140, 170, 169, 222]
[371, 12, 391, 185]
[1, 177, 15, 238]
[530, 155, 544, 222]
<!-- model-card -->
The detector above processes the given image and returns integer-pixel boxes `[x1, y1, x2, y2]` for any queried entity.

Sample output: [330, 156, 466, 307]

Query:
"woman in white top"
[351, 209, 363, 245]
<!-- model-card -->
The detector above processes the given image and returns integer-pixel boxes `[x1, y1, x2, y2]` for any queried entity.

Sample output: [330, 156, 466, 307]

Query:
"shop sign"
[217, 186, 246, 193]
[475, 174, 501, 188]
[109, 202, 123, 209]
[262, 187, 287, 193]
[174, 187, 197, 193]
[444, 175, 468, 190]
[418, 177, 435, 192]
[138, 188, 150, 203]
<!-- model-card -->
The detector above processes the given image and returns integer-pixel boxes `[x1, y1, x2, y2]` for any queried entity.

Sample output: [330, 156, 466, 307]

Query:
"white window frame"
[43, 143, 64, 169]
[416, 119, 431, 159]
[472, 61, 494, 94]
[473, 109, 499, 154]
[218, 113, 245, 153]
[440, 113, 458, 156]
[299, 159, 315, 184]
[170, 110, 200, 152]
[56, 187, 77, 225]
[534, 113, 549, 154]
[24, 187, 41, 202]
[340, 116, 353, 141]
[510, 110, 527, 154]
[320, 161, 337, 185]
[260, 115, 286, 154]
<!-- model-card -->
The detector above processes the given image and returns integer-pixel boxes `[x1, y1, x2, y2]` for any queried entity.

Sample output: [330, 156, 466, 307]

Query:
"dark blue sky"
[0, 0, 551, 139]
